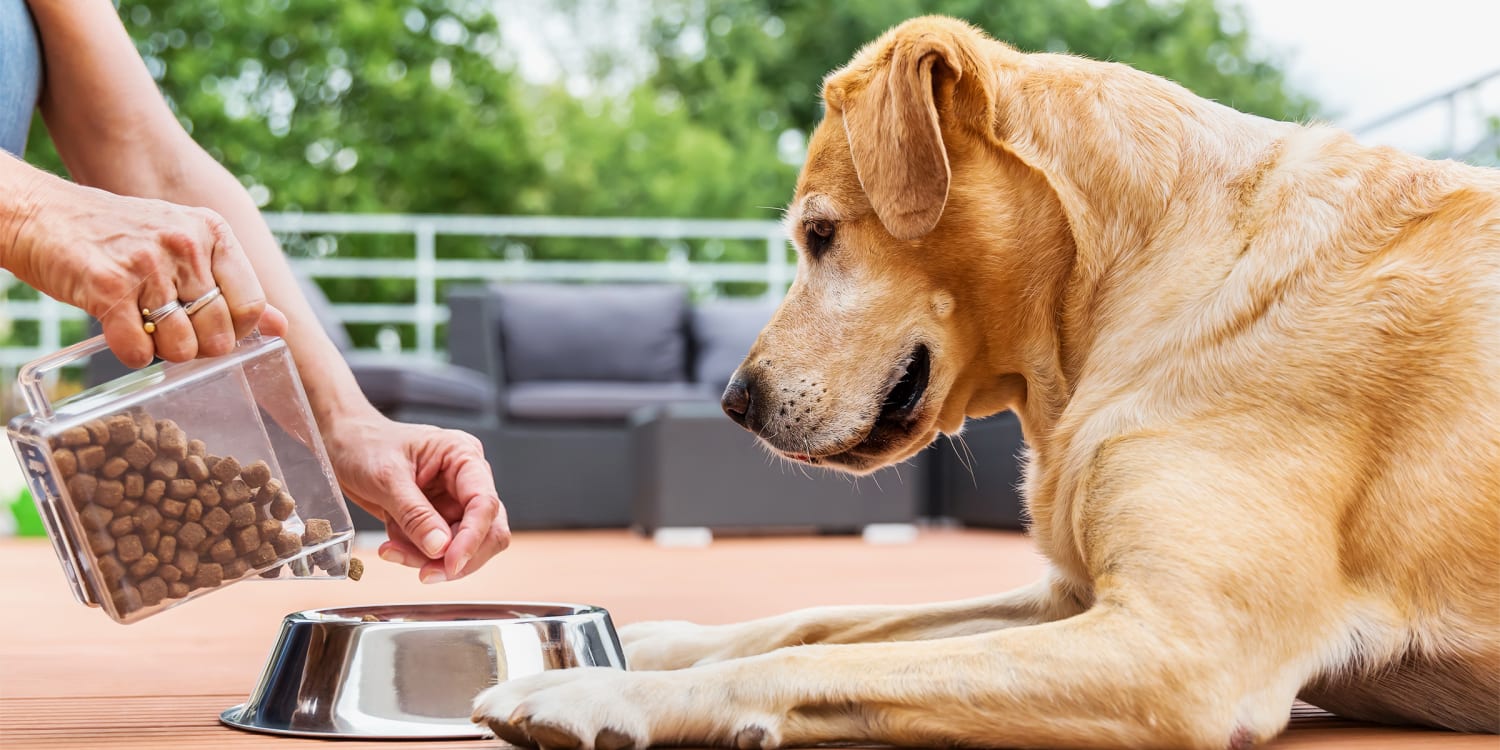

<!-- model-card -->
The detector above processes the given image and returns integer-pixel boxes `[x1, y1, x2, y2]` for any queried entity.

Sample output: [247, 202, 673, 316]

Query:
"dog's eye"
[803, 219, 835, 257]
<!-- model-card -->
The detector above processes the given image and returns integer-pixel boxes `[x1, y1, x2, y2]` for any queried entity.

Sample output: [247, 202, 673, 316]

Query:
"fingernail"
[420, 569, 448, 585]
[420, 529, 448, 557]
[378, 546, 405, 565]
[451, 551, 472, 578]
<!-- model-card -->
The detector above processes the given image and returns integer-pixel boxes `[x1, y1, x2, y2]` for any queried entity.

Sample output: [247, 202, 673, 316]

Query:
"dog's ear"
[827, 32, 961, 240]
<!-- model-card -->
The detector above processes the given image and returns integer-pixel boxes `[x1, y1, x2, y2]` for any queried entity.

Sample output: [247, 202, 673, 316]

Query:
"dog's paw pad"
[595, 727, 637, 750]
[488, 719, 539, 748]
[522, 719, 583, 750]
[735, 725, 771, 750]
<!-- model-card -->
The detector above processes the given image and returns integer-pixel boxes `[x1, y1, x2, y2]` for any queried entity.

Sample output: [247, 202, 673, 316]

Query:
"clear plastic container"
[7, 333, 354, 623]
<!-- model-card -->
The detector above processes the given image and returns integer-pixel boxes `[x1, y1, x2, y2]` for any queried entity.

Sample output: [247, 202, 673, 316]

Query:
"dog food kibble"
[168, 478, 197, 501]
[194, 562, 223, 589]
[201, 506, 231, 536]
[302, 518, 333, 546]
[183, 456, 209, 482]
[223, 558, 250, 580]
[148, 457, 177, 480]
[211, 456, 240, 484]
[116, 534, 144, 563]
[53, 448, 78, 478]
[157, 535, 177, 562]
[80, 504, 112, 531]
[102, 456, 129, 479]
[248, 542, 278, 568]
[242, 460, 272, 488]
[129, 552, 159, 578]
[270, 492, 295, 521]
[48, 411, 336, 618]
[347, 556, 364, 581]
[78, 445, 105, 472]
[272, 530, 302, 556]
[139, 576, 168, 606]
[223, 478, 253, 507]
[209, 538, 237, 564]
[124, 440, 155, 471]
[108, 516, 133, 537]
[229, 502, 257, 530]
[160, 498, 186, 519]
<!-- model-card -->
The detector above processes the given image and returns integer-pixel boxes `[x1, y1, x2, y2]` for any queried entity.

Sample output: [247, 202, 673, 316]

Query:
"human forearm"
[156, 155, 378, 431]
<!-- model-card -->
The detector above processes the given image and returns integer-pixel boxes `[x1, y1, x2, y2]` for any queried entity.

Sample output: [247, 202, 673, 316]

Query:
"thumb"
[385, 481, 451, 559]
[257, 303, 289, 338]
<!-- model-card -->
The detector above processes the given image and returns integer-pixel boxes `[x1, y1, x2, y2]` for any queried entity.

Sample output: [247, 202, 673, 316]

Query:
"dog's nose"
[722, 377, 753, 428]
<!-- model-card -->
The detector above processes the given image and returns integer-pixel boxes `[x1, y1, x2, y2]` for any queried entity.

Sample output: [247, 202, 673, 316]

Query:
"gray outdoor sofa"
[444, 282, 928, 533]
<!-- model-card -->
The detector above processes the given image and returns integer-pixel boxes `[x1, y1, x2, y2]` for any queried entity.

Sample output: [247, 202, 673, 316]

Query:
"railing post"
[765, 231, 789, 301]
[415, 221, 437, 361]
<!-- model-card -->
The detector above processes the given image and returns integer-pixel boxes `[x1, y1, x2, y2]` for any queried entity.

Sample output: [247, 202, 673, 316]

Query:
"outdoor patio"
[1, 529, 1491, 749]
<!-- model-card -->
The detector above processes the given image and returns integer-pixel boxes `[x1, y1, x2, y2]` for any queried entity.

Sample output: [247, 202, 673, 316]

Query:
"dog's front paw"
[472, 668, 649, 750]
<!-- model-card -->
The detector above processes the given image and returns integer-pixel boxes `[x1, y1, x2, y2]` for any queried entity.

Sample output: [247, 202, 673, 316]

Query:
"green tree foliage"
[639, 0, 1318, 144]
[16, 0, 1322, 348]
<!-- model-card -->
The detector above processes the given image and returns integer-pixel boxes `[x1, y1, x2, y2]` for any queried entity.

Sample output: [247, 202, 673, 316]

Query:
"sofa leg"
[652, 527, 715, 547]
[861, 523, 919, 545]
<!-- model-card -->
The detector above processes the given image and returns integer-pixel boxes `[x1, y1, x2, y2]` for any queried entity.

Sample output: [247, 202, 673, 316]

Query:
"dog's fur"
[475, 16, 1500, 749]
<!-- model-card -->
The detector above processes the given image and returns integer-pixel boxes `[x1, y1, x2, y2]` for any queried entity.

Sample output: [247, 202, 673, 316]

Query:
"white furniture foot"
[652, 526, 714, 547]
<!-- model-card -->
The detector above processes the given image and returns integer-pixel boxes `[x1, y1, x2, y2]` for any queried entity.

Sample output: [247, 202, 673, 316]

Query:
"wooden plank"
[1, 533, 1492, 748]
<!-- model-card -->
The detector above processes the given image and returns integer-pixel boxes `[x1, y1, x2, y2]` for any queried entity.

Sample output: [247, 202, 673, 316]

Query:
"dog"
[474, 15, 1500, 749]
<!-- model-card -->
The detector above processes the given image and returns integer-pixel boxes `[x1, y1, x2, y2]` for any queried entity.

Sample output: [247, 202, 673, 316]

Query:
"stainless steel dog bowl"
[220, 602, 627, 739]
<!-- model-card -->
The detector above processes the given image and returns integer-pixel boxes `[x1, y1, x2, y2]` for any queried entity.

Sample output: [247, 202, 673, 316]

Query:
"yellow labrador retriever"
[475, 16, 1500, 748]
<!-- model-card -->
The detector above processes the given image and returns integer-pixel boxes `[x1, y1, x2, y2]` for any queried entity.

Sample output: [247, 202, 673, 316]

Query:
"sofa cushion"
[507, 381, 719, 421]
[691, 298, 776, 392]
[348, 357, 497, 414]
[496, 284, 689, 383]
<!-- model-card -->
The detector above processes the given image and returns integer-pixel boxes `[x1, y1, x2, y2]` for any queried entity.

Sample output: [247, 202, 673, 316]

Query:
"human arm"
[23, 0, 510, 579]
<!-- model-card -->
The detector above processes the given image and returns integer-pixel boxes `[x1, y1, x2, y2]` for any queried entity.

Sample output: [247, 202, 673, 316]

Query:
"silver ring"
[142, 299, 183, 324]
[182, 286, 223, 316]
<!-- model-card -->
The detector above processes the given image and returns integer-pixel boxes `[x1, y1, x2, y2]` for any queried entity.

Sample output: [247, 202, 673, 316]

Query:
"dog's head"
[724, 17, 1070, 473]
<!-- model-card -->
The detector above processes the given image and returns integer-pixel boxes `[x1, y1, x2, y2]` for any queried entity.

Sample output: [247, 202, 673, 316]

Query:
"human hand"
[324, 412, 510, 582]
[5, 175, 286, 367]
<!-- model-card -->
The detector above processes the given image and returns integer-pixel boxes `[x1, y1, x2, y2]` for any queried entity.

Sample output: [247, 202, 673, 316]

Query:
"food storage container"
[7, 333, 354, 623]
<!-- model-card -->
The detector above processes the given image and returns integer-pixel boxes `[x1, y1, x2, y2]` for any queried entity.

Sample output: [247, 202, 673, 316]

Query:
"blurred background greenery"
[12, 0, 1330, 348]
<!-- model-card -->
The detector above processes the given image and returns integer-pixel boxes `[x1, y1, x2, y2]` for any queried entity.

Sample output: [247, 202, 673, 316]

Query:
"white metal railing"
[1353, 67, 1500, 164]
[0, 213, 792, 367]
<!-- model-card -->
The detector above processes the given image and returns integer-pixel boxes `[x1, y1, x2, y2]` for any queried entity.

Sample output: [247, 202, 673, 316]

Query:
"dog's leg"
[475, 449, 1343, 749]
[474, 603, 1309, 750]
[622, 570, 1085, 670]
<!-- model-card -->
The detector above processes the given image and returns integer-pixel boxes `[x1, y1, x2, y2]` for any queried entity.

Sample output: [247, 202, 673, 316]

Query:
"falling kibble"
[348, 556, 365, 581]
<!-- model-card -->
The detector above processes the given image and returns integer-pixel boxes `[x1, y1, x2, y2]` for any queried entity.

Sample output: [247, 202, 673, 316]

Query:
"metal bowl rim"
[285, 600, 612, 626]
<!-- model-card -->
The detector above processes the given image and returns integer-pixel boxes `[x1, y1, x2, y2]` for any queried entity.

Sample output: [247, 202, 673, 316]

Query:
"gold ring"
[141, 300, 183, 334]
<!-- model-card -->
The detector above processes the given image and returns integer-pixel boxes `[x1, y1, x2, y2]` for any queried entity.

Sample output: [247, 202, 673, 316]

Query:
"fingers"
[99, 298, 156, 368]
[383, 475, 454, 564]
[444, 460, 510, 579]
[257, 304, 289, 337]
[202, 213, 268, 340]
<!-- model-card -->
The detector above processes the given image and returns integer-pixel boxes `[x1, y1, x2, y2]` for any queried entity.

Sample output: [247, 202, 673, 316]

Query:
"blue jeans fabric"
[0, 0, 42, 157]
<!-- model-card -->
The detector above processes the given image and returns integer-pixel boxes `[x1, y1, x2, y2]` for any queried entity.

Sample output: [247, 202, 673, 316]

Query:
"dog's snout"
[722, 377, 754, 428]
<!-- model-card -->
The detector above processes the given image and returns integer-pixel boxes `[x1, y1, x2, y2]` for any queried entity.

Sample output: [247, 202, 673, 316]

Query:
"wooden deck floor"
[1, 530, 1494, 749]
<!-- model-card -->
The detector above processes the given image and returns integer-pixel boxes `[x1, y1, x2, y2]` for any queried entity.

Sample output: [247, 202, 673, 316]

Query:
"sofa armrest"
[445, 283, 507, 394]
